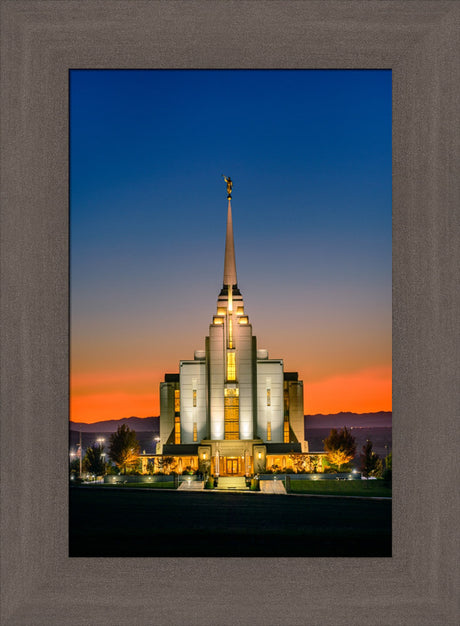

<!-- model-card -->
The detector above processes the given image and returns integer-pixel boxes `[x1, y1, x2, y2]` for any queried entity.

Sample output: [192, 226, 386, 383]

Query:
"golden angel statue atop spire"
[223, 175, 233, 198]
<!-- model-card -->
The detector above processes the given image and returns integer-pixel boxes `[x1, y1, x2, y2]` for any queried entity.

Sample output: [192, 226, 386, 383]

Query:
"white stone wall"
[208, 323, 225, 439]
[179, 360, 207, 444]
[236, 323, 254, 439]
[256, 360, 284, 442]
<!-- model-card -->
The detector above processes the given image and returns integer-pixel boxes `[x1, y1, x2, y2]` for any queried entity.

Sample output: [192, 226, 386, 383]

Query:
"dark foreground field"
[70, 487, 391, 557]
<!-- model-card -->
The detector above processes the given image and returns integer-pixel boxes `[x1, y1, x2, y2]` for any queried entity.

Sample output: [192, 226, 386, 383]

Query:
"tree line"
[70, 424, 391, 480]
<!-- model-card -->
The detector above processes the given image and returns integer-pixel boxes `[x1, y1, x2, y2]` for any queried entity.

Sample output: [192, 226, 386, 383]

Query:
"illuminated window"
[237, 307, 244, 315]
[228, 317, 233, 348]
[224, 388, 239, 440]
[174, 416, 181, 444]
[266, 389, 271, 406]
[217, 307, 226, 316]
[284, 420, 289, 443]
[227, 352, 236, 381]
[213, 316, 223, 325]
[193, 422, 197, 442]
[193, 389, 197, 407]
[174, 389, 180, 412]
[238, 316, 248, 324]
[267, 421, 271, 441]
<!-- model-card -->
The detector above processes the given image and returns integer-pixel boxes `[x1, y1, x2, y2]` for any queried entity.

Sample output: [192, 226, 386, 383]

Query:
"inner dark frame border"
[1, 2, 459, 624]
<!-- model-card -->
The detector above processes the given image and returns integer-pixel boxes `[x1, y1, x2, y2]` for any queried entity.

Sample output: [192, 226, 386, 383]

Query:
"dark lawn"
[98, 482, 176, 489]
[69, 487, 391, 557]
[289, 479, 392, 498]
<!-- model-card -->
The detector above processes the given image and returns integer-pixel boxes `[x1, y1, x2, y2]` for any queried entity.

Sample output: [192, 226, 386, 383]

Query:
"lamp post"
[69, 450, 76, 480]
[153, 437, 160, 473]
[78, 428, 82, 478]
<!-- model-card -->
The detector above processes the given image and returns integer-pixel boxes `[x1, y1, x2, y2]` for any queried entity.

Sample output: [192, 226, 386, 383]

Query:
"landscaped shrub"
[382, 468, 392, 484]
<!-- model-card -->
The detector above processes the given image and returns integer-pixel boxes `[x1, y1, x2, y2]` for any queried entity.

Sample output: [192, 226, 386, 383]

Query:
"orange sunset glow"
[70, 365, 391, 423]
[305, 366, 392, 415]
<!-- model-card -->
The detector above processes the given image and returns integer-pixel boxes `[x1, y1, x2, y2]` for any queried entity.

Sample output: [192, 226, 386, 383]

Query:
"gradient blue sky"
[70, 69, 392, 422]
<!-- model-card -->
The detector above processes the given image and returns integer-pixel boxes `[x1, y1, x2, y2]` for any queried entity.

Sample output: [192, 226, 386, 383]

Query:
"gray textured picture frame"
[1, 1, 459, 624]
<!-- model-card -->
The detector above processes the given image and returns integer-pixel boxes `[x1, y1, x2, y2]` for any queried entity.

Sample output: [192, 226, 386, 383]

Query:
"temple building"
[158, 178, 309, 477]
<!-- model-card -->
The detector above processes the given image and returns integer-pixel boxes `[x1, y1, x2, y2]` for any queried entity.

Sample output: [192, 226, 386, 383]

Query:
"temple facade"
[158, 179, 308, 477]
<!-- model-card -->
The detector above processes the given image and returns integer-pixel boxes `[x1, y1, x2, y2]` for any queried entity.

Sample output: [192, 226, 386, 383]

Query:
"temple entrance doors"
[226, 458, 238, 475]
[219, 456, 249, 476]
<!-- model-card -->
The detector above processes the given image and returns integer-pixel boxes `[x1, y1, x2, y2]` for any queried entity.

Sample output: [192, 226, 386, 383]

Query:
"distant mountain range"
[305, 411, 391, 429]
[70, 416, 159, 433]
[70, 411, 391, 433]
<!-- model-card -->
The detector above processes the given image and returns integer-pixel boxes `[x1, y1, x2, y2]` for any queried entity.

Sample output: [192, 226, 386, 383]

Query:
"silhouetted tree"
[360, 440, 383, 478]
[108, 425, 140, 474]
[83, 444, 106, 476]
[69, 458, 80, 476]
[385, 451, 392, 470]
[323, 427, 356, 471]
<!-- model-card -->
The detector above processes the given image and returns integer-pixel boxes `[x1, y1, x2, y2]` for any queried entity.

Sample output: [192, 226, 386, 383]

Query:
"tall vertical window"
[193, 422, 197, 442]
[192, 389, 197, 407]
[266, 389, 271, 406]
[224, 388, 239, 440]
[227, 352, 236, 381]
[228, 317, 233, 348]
[284, 420, 289, 443]
[267, 421, 271, 441]
[174, 389, 180, 413]
[174, 416, 181, 444]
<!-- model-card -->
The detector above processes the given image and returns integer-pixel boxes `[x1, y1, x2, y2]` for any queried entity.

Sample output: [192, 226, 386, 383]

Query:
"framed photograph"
[69, 68, 392, 559]
[1, 2, 458, 624]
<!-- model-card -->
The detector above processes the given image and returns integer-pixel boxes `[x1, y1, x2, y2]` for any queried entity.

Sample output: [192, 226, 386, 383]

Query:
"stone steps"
[178, 480, 204, 491]
[260, 480, 287, 494]
[215, 476, 248, 490]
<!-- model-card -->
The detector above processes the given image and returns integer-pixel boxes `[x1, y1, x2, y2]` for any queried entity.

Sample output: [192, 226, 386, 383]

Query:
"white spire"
[223, 197, 237, 286]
